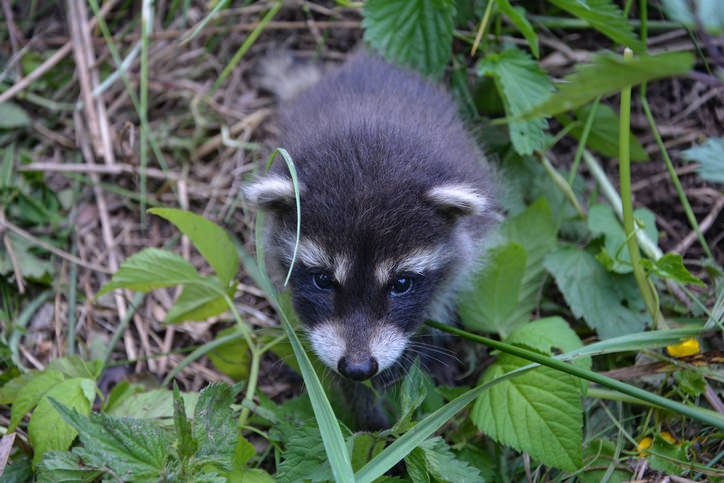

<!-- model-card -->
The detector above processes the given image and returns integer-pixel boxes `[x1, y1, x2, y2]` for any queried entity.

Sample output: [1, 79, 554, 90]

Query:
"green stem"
[238, 346, 261, 428]
[470, 0, 495, 56]
[618, 48, 663, 328]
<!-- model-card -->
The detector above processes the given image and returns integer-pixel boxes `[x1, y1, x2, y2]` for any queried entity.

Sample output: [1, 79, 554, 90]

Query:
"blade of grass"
[139, 0, 152, 226]
[426, 320, 724, 429]
[181, 0, 229, 45]
[9, 291, 52, 371]
[103, 292, 145, 368]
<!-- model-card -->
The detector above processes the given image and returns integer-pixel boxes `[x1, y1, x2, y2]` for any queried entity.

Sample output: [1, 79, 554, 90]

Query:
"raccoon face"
[246, 175, 488, 381]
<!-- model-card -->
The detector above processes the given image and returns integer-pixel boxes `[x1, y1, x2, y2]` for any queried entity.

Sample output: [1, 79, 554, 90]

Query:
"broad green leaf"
[478, 48, 552, 154]
[544, 246, 649, 338]
[497, 198, 557, 331]
[276, 422, 334, 483]
[663, 0, 724, 34]
[648, 433, 691, 474]
[405, 447, 430, 483]
[505, 317, 588, 368]
[165, 278, 236, 323]
[549, 0, 645, 52]
[419, 437, 482, 482]
[50, 400, 170, 479]
[192, 383, 240, 468]
[640, 253, 705, 286]
[471, 345, 583, 472]
[36, 451, 104, 483]
[557, 103, 648, 161]
[207, 327, 250, 381]
[232, 435, 257, 469]
[493, 0, 538, 57]
[228, 468, 276, 483]
[148, 208, 238, 286]
[518, 52, 695, 120]
[9, 369, 64, 432]
[0, 102, 31, 129]
[588, 203, 658, 273]
[29, 378, 95, 464]
[681, 137, 724, 184]
[459, 243, 526, 336]
[96, 247, 202, 297]
[580, 440, 632, 483]
[349, 433, 384, 472]
[105, 387, 197, 420]
[363, 0, 456, 78]
[395, 359, 428, 431]
[0, 232, 54, 279]
[0, 371, 37, 405]
[675, 370, 707, 397]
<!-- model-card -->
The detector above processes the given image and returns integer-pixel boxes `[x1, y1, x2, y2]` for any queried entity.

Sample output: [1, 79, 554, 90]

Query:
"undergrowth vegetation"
[1, 0, 723, 481]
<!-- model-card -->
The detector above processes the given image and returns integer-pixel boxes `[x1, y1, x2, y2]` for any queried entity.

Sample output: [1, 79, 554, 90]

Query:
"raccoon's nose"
[338, 356, 378, 381]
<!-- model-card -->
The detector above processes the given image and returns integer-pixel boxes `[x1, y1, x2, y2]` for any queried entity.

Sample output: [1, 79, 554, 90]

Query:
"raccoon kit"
[247, 53, 496, 425]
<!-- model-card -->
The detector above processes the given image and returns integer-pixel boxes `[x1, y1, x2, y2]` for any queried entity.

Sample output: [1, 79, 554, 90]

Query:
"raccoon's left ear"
[425, 184, 487, 219]
[244, 174, 300, 214]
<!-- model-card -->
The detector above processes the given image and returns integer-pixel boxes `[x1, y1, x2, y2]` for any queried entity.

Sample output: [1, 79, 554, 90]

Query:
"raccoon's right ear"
[244, 175, 300, 214]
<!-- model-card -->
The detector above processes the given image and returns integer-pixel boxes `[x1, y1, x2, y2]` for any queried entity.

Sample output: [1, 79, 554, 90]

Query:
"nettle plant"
[3, 0, 724, 481]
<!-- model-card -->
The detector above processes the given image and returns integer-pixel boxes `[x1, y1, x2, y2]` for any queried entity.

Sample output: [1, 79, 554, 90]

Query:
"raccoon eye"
[312, 272, 333, 291]
[390, 277, 413, 297]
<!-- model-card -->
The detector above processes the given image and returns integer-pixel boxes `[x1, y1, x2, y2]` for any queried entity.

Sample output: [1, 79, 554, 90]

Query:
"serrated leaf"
[30, 379, 95, 464]
[493, 0, 538, 57]
[36, 451, 104, 483]
[641, 253, 705, 286]
[165, 278, 235, 323]
[478, 48, 552, 154]
[349, 433, 381, 472]
[588, 203, 658, 274]
[397, 359, 428, 430]
[544, 246, 649, 338]
[471, 350, 582, 472]
[519, 51, 695, 120]
[96, 247, 202, 297]
[9, 369, 64, 432]
[681, 137, 724, 184]
[148, 208, 238, 286]
[50, 400, 170, 479]
[505, 317, 588, 370]
[0, 102, 31, 129]
[648, 433, 690, 474]
[405, 447, 430, 483]
[192, 383, 240, 469]
[557, 103, 648, 161]
[549, 0, 645, 52]
[232, 435, 257, 469]
[459, 243, 526, 336]
[173, 383, 197, 463]
[46, 356, 103, 380]
[663, 0, 724, 34]
[105, 387, 197, 420]
[420, 437, 483, 482]
[363, 0, 456, 78]
[229, 468, 276, 483]
[276, 422, 333, 483]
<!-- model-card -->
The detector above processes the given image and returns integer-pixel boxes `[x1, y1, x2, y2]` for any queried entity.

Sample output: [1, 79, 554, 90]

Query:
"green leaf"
[648, 433, 690, 474]
[363, 0, 456, 78]
[0, 232, 54, 280]
[404, 447, 430, 483]
[165, 278, 236, 323]
[395, 359, 428, 430]
[663, 0, 724, 34]
[493, 0, 538, 57]
[587, 203, 658, 274]
[96, 247, 202, 297]
[459, 243, 526, 336]
[50, 400, 170, 479]
[173, 383, 197, 464]
[349, 433, 384, 472]
[46, 356, 103, 380]
[549, 0, 645, 52]
[675, 370, 707, 397]
[471, 338, 583, 472]
[557, 103, 648, 161]
[518, 52, 695, 120]
[9, 369, 64, 432]
[192, 383, 240, 469]
[681, 137, 724, 184]
[641, 253, 705, 286]
[29, 379, 95, 464]
[207, 327, 250, 381]
[148, 208, 238, 286]
[105, 387, 197, 420]
[1, 144, 14, 189]
[497, 198, 557, 331]
[36, 451, 104, 483]
[0, 102, 31, 129]
[544, 246, 649, 338]
[232, 435, 257, 469]
[276, 422, 333, 483]
[419, 437, 483, 482]
[229, 468, 276, 483]
[478, 48, 552, 154]
[505, 317, 587, 365]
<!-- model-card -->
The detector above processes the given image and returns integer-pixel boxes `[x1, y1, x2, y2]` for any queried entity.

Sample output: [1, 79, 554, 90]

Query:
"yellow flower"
[667, 338, 700, 357]
[660, 432, 676, 444]
[637, 437, 652, 456]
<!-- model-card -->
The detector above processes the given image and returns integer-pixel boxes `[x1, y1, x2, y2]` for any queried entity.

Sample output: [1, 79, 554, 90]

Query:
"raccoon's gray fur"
[247, 53, 496, 427]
